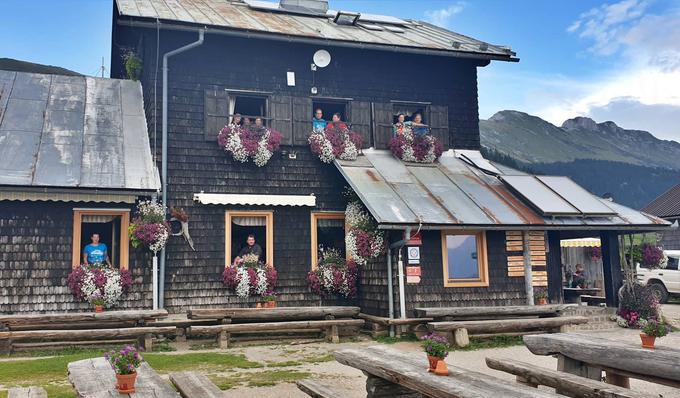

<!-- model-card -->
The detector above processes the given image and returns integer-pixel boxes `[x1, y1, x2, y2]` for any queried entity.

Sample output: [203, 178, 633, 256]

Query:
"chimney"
[279, 0, 329, 15]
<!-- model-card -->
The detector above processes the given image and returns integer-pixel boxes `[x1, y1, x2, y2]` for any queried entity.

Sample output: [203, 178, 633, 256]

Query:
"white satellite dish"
[313, 49, 331, 68]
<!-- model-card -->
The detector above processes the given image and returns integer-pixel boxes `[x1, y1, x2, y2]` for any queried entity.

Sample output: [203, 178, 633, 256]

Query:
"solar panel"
[500, 175, 580, 216]
[455, 150, 500, 174]
[358, 12, 408, 25]
[537, 176, 616, 216]
[383, 25, 406, 33]
[359, 23, 385, 31]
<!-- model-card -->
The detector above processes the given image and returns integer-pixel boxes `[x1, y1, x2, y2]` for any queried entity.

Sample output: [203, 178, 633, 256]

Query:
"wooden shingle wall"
[505, 231, 548, 287]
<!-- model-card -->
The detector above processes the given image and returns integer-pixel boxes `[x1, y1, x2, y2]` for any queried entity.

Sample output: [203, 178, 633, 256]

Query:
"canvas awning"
[193, 193, 316, 207]
[561, 238, 601, 248]
[334, 149, 669, 231]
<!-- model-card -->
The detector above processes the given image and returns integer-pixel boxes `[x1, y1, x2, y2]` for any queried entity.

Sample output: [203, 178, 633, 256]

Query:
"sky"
[1, 0, 679, 140]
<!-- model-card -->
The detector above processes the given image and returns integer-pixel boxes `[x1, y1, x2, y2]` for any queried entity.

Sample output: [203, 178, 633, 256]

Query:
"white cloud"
[424, 3, 465, 27]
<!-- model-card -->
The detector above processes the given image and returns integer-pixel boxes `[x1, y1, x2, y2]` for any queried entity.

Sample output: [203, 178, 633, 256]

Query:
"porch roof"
[334, 149, 669, 231]
[0, 70, 159, 194]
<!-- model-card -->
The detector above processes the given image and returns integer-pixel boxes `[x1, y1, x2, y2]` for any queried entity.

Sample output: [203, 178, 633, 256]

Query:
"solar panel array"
[500, 175, 616, 217]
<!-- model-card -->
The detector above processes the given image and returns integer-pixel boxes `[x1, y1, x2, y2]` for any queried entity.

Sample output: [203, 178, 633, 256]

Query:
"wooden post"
[139, 333, 153, 351]
[326, 325, 339, 343]
[605, 371, 631, 388]
[364, 372, 422, 398]
[600, 231, 623, 308]
[523, 231, 534, 305]
[453, 328, 469, 347]
[217, 331, 229, 349]
[546, 231, 564, 304]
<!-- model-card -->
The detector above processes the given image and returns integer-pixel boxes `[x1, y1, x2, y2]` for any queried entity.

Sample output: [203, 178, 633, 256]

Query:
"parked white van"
[637, 250, 680, 303]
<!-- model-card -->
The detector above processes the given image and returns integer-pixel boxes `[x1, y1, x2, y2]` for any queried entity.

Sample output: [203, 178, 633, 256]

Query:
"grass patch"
[151, 341, 175, 352]
[189, 342, 218, 350]
[266, 360, 303, 368]
[210, 370, 311, 389]
[454, 336, 524, 351]
[145, 352, 262, 372]
[374, 333, 419, 344]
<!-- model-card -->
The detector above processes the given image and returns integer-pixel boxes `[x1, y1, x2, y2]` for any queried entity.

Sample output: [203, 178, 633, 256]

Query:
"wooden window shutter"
[373, 102, 393, 149]
[269, 95, 292, 145]
[428, 104, 449, 150]
[505, 231, 548, 287]
[204, 88, 230, 141]
[292, 96, 313, 146]
[349, 101, 372, 148]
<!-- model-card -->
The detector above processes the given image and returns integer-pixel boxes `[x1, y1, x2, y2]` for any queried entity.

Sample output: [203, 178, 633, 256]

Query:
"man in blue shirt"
[83, 233, 111, 266]
[312, 109, 327, 133]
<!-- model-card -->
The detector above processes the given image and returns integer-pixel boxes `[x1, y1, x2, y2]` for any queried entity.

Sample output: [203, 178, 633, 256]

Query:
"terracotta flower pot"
[256, 303, 262, 309]
[537, 298, 548, 306]
[94, 305, 104, 313]
[434, 359, 450, 376]
[427, 355, 441, 371]
[265, 301, 276, 308]
[640, 333, 656, 349]
[116, 372, 137, 393]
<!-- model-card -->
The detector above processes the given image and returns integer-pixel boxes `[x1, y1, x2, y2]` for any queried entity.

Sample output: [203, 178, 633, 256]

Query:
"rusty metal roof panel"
[115, 0, 517, 61]
[335, 149, 669, 229]
[0, 70, 159, 193]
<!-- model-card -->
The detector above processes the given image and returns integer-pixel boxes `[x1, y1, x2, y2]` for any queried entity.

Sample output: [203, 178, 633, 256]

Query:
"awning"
[0, 190, 137, 203]
[334, 149, 669, 231]
[561, 238, 601, 248]
[193, 193, 316, 207]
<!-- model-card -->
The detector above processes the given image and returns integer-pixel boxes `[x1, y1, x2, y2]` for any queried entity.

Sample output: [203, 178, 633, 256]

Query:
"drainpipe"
[387, 247, 394, 337]
[159, 29, 205, 309]
[388, 227, 411, 329]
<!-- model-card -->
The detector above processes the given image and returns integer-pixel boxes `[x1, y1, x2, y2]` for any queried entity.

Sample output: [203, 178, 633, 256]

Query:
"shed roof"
[0, 70, 159, 193]
[642, 184, 680, 219]
[335, 150, 668, 231]
[114, 0, 517, 62]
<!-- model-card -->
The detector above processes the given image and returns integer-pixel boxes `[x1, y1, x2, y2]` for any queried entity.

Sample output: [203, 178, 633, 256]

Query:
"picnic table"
[563, 287, 601, 303]
[524, 333, 680, 389]
[68, 358, 180, 398]
[334, 345, 562, 397]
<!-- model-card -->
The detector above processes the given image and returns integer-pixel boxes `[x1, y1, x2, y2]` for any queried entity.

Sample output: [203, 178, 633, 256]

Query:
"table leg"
[605, 371, 630, 388]
[363, 372, 422, 398]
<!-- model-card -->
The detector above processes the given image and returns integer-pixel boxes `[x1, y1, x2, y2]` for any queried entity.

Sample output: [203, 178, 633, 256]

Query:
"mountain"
[479, 111, 680, 209]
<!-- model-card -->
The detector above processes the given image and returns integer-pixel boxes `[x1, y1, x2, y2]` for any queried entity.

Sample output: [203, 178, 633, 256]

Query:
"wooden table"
[562, 288, 601, 303]
[335, 345, 562, 397]
[68, 358, 180, 398]
[524, 333, 680, 388]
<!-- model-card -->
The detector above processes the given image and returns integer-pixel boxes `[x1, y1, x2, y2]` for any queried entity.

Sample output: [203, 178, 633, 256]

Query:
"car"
[636, 250, 680, 303]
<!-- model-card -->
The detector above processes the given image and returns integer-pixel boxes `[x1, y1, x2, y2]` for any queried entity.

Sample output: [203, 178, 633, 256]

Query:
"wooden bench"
[0, 310, 172, 352]
[7, 387, 47, 398]
[358, 313, 432, 337]
[415, 305, 566, 320]
[187, 306, 360, 322]
[428, 316, 588, 347]
[296, 379, 344, 398]
[189, 319, 365, 348]
[577, 295, 606, 306]
[486, 357, 656, 398]
[169, 371, 222, 398]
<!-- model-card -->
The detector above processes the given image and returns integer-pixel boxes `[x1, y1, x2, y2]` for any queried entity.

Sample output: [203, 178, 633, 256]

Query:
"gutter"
[116, 19, 518, 63]
[159, 29, 205, 309]
[387, 227, 412, 336]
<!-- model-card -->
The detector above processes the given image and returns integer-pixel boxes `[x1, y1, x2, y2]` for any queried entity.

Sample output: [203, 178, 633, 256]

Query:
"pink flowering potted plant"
[420, 332, 450, 375]
[639, 318, 670, 349]
[105, 345, 143, 393]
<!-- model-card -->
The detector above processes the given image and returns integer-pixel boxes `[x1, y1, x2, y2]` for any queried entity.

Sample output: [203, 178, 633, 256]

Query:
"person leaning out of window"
[393, 113, 406, 136]
[408, 113, 429, 136]
[312, 108, 327, 133]
[83, 233, 112, 267]
[326, 113, 348, 130]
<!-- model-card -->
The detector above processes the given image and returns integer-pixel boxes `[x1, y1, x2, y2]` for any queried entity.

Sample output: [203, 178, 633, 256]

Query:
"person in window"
[409, 113, 428, 136]
[230, 113, 242, 128]
[393, 113, 406, 136]
[327, 113, 348, 130]
[83, 233, 111, 267]
[251, 117, 268, 137]
[312, 109, 327, 133]
[242, 117, 252, 127]
[234, 234, 263, 265]
[570, 263, 586, 288]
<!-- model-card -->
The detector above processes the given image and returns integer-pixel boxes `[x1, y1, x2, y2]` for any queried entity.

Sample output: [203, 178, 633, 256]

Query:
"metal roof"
[642, 183, 680, 219]
[335, 149, 669, 231]
[114, 0, 517, 62]
[0, 70, 159, 193]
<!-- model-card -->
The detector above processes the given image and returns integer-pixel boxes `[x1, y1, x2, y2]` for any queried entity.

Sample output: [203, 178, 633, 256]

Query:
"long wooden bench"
[0, 310, 168, 331]
[428, 316, 587, 347]
[188, 306, 360, 322]
[170, 371, 223, 398]
[486, 357, 656, 398]
[296, 379, 344, 398]
[415, 305, 565, 320]
[7, 387, 47, 398]
[189, 319, 365, 348]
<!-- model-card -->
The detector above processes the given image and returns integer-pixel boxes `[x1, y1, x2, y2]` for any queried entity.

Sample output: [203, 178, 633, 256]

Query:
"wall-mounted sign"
[407, 246, 420, 264]
[406, 266, 421, 276]
[407, 275, 421, 284]
[405, 231, 422, 245]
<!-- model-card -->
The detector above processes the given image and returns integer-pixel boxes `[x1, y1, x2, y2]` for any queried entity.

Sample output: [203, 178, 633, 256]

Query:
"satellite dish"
[313, 50, 331, 68]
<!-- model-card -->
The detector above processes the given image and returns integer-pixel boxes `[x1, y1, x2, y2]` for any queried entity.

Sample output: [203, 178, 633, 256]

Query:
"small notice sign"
[406, 266, 421, 276]
[407, 247, 420, 264]
[406, 275, 421, 284]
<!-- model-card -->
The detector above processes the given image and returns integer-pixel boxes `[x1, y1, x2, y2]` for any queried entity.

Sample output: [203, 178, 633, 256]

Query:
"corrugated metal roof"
[642, 183, 680, 219]
[335, 149, 669, 230]
[0, 70, 159, 193]
[114, 0, 517, 61]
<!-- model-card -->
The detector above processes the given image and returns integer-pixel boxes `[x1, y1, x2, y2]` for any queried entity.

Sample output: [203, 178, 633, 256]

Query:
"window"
[229, 94, 268, 125]
[225, 211, 274, 266]
[310, 212, 346, 269]
[312, 100, 348, 125]
[72, 209, 130, 270]
[441, 231, 488, 287]
[392, 102, 427, 124]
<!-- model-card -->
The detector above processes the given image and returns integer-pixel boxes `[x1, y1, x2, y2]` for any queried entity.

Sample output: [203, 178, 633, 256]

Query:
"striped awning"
[0, 190, 137, 203]
[193, 193, 316, 207]
[560, 238, 601, 248]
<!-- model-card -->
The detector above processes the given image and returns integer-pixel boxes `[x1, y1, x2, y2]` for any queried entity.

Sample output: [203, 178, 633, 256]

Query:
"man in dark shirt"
[235, 234, 263, 264]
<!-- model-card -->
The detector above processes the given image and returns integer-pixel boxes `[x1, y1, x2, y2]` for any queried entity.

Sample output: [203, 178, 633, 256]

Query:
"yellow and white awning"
[193, 193, 316, 207]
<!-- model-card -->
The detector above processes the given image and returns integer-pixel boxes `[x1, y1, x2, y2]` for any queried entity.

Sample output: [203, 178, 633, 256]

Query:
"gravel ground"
[218, 327, 680, 398]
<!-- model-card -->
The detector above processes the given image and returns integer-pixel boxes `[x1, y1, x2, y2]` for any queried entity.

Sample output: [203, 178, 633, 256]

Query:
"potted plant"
[263, 291, 277, 308]
[91, 292, 105, 313]
[535, 288, 548, 305]
[420, 332, 450, 375]
[640, 318, 670, 349]
[105, 345, 143, 393]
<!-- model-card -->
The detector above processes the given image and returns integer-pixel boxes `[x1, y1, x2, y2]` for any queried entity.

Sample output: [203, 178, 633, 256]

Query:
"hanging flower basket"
[128, 200, 170, 253]
[389, 124, 443, 163]
[309, 124, 363, 163]
[218, 124, 282, 167]
[345, 201, 385, 265]
[222, 254, 278, 298]
[307, 249, 358, 298]
[641, 244, 668, 269]
[67, 263, 133, 309]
